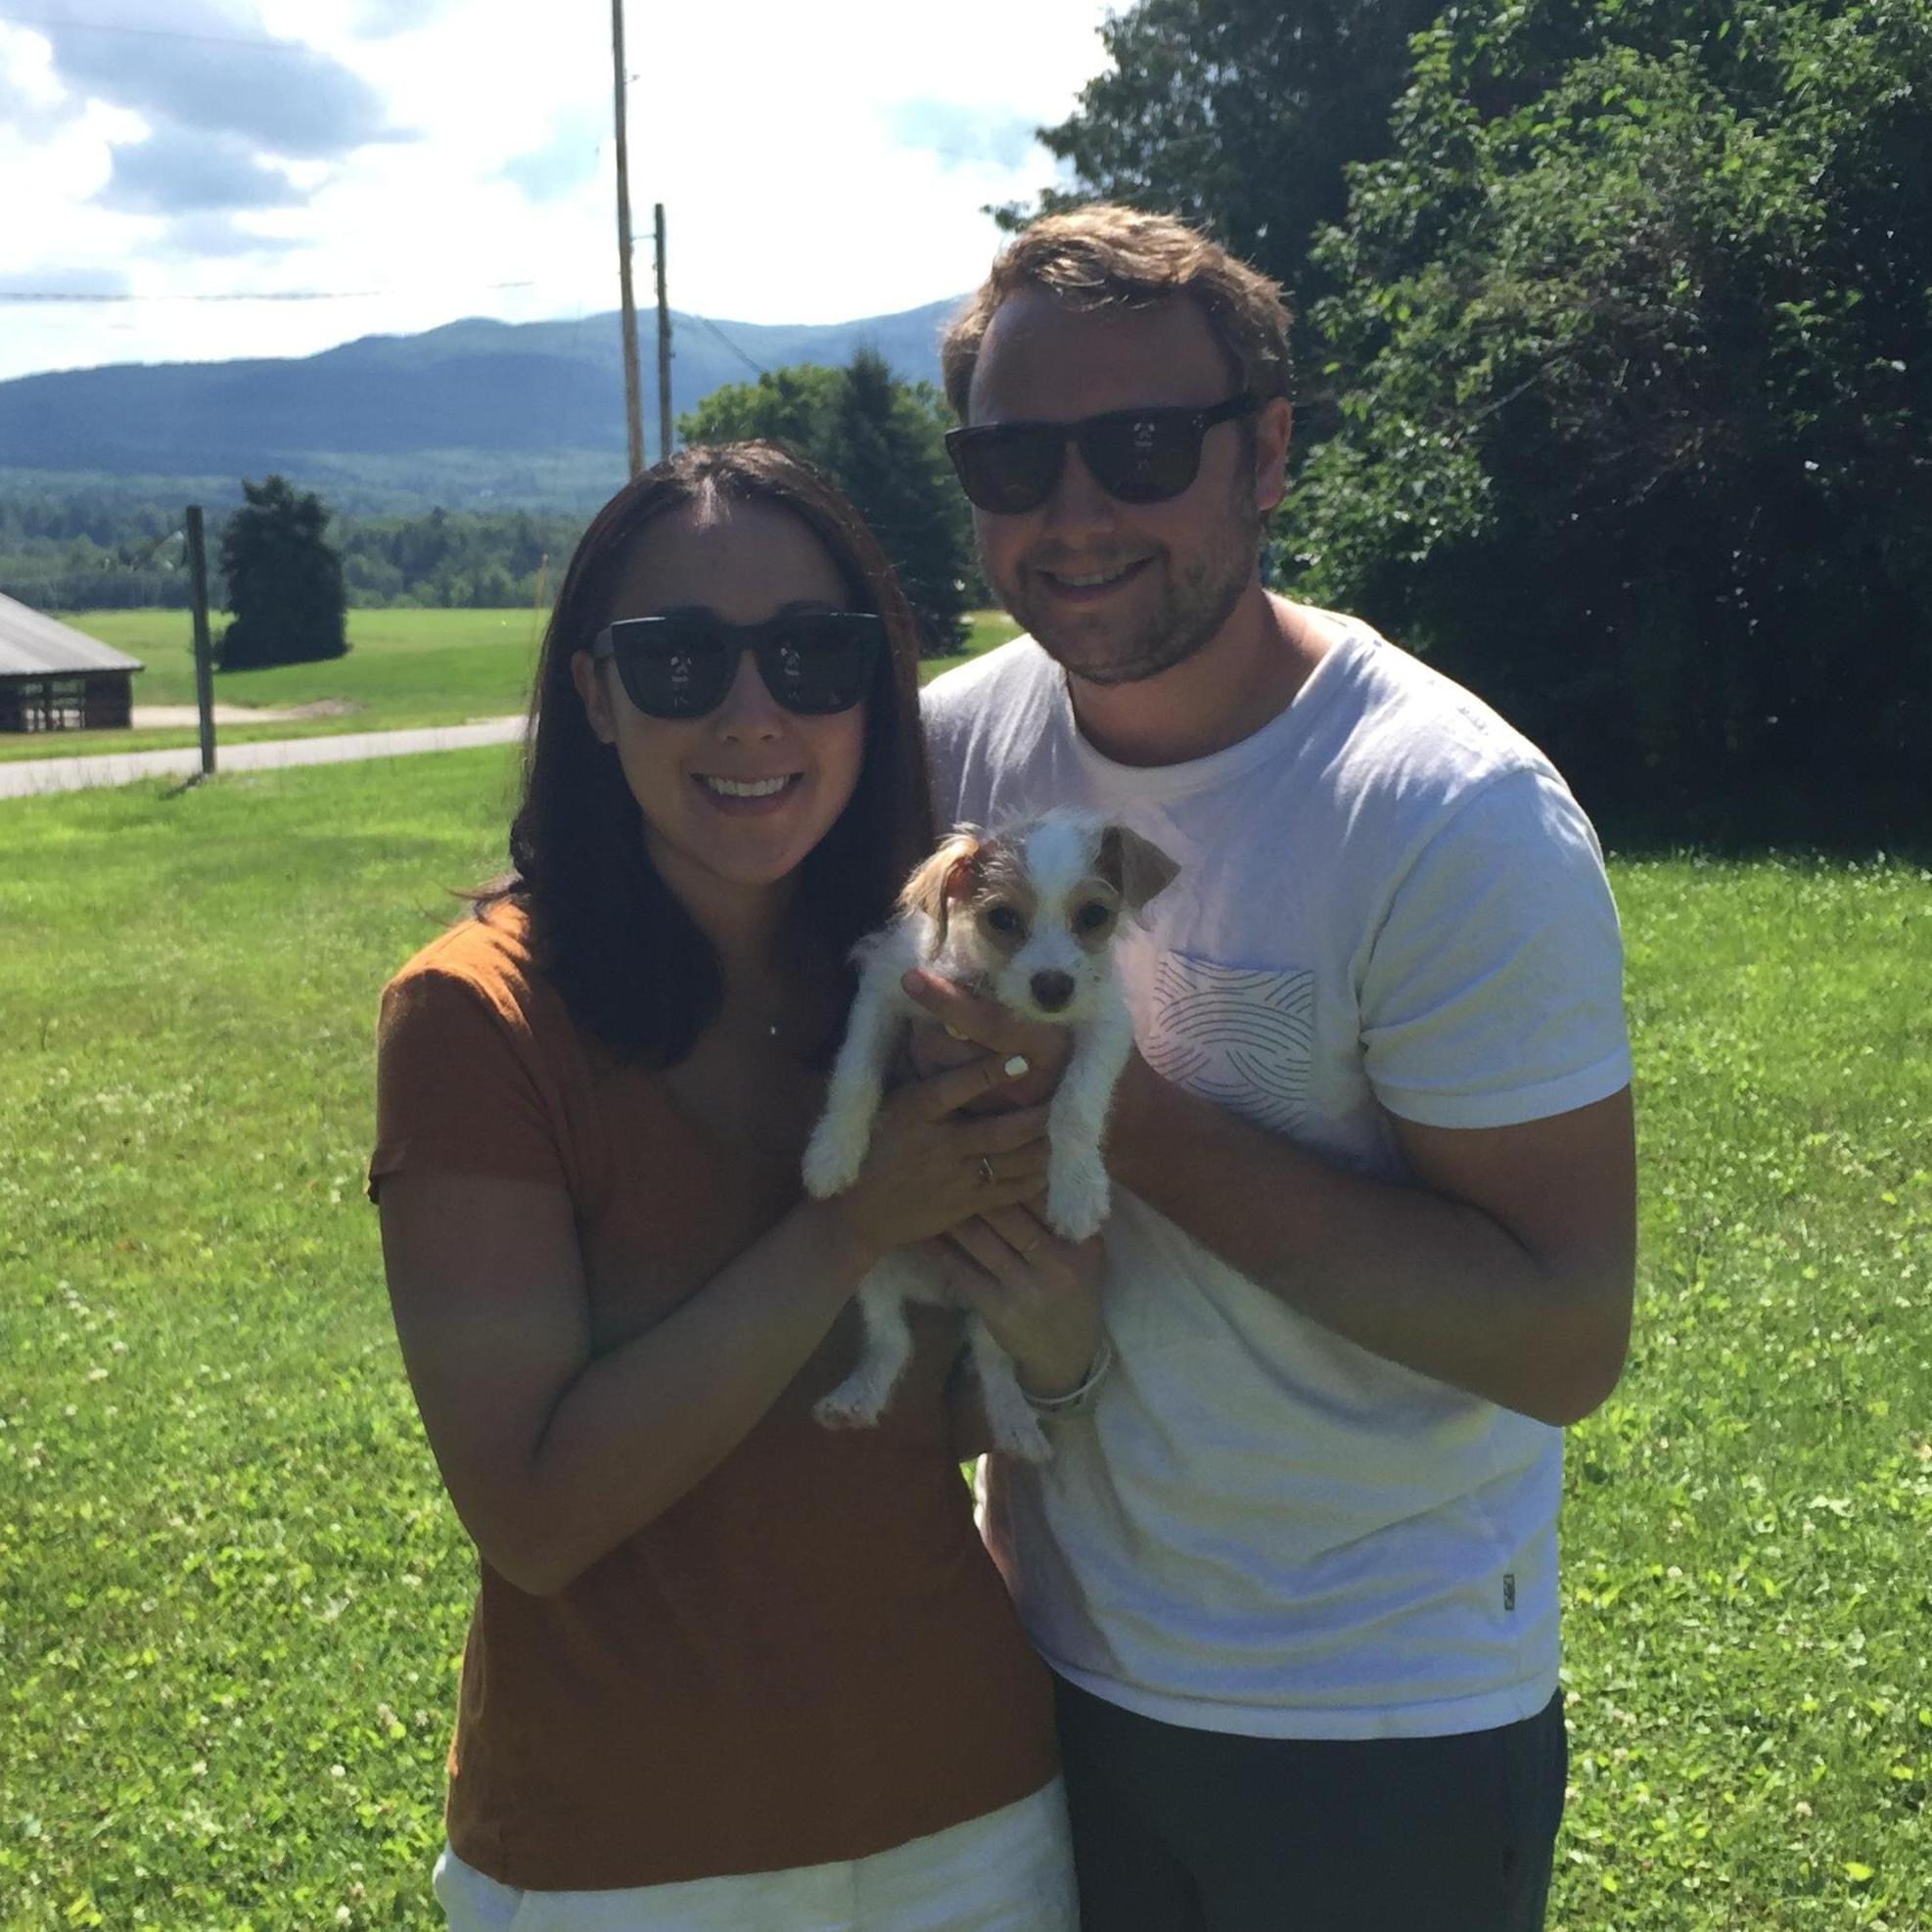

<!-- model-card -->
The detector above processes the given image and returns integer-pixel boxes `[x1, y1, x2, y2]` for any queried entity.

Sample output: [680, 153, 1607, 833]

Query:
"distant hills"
[0, 299, 959, 514]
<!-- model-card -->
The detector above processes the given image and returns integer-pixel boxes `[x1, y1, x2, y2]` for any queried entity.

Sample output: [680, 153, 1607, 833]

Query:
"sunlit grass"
[6, 765, 1921, 1928]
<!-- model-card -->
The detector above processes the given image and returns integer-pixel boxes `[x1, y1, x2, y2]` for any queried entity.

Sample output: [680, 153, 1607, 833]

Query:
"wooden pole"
[185, 505, 216, 778]
[654, 202, 673, 464]
[611, 0, 645, 479]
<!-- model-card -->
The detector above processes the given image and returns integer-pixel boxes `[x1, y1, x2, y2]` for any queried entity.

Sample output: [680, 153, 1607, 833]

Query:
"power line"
[0, 280, 537, 303]
[0, 9, 307, 50]
[690, 311, 765, 379]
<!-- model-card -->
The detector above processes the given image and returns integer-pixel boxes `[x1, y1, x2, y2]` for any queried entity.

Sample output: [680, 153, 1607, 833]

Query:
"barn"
[0, 592, 145, 733]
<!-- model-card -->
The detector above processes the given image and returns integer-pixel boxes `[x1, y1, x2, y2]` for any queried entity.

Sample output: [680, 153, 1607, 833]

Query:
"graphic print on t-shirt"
[1144, 952, 1315, 1136]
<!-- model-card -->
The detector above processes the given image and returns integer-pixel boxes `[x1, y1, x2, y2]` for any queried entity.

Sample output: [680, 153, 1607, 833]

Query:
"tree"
[683, 365, 843, 452]
[1285, 0, 1932, 842]
[680, 353, 975, 655]
[828, 350, 974, 656]
[995, 0, 1447, 432]
[216, 475, 347, 669]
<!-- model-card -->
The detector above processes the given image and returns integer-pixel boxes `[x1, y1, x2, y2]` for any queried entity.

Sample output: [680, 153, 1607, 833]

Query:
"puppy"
[803, 809, 1178, 1459]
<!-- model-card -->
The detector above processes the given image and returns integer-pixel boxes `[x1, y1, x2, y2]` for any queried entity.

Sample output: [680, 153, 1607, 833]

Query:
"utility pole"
[185, 505, 216, 779]
[654, 203, 673, 464]
[610, 0, 644, 478]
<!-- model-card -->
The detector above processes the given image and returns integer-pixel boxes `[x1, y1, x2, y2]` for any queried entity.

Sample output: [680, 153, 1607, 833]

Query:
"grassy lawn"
[2, 762, 1926, 1929]
[1, 608, 1023, 764]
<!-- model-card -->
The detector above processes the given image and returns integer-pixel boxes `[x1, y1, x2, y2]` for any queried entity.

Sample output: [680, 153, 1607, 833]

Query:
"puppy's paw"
[814, 1381, 889, 1431]
[974, 1353, 1054, 1463]
[802, 1117, 868, 1199]
[1045, 1151, 1111, 1242]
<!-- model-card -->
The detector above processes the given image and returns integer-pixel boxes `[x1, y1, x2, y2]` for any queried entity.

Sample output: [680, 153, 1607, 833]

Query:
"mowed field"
[2, 752, 1928, 1930]
[0, 608, 1023, 764]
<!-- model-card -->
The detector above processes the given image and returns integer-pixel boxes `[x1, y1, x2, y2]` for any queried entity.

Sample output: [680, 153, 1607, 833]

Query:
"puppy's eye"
[985, 904, 1024, 936]
[1075, 902, 1112, 932]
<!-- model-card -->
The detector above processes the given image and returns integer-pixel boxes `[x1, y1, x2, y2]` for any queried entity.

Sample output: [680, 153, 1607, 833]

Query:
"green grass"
[4, 771, 1923, 1929]
[3, 608, 1023, 764]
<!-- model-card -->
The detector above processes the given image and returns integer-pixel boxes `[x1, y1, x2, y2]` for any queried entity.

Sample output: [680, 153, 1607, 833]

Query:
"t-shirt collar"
[1052, 618, 1372, 805]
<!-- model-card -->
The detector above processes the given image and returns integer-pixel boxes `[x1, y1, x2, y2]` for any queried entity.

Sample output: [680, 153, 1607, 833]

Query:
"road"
[0, 716, 526, 800]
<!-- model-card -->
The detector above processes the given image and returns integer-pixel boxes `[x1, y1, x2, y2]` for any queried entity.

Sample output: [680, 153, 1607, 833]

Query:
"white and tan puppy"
[803, 809, 1177, 1458]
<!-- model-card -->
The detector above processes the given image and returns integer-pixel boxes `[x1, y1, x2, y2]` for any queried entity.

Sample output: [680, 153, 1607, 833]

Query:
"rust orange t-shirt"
[368, 901, 1057, 1891]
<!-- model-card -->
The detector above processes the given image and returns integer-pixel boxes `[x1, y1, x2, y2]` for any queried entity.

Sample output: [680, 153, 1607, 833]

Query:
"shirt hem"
[1042, 1659, 1562, 1743]
[446, 1753, 1064, 1893]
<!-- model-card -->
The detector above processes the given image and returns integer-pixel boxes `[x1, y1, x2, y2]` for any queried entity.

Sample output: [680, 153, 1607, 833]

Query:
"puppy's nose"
[1031, 971, 1076, 1013]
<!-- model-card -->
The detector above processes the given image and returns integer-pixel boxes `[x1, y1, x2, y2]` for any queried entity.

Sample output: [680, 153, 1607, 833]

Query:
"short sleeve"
[920, 681, 974, 828]
[1359, 767, 1632, 1130]
[368, 964, 569, 1201]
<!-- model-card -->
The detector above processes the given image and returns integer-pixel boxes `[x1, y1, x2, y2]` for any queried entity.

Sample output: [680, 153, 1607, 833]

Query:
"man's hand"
[923, 1206, 1106, 1401]
[900, 969, 1073, 1111]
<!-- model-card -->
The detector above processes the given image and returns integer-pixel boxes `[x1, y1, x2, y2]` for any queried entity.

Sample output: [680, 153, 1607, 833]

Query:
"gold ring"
[978, 1156, 996, 1185]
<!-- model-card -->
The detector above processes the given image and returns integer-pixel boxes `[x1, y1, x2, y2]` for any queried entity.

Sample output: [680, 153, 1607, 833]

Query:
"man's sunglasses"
[589, 609, 883, 719]
[944, 393, 1259, 514]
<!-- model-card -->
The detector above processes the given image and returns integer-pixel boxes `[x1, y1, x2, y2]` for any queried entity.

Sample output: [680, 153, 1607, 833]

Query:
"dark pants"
[1054, 1676, 1567, 1932]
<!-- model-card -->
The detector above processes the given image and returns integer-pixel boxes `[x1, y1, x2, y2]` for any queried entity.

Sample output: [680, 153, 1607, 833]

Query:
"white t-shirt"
[922, 617, 1632, 1742]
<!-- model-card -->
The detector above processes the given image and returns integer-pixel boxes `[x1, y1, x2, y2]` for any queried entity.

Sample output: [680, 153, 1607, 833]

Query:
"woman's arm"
[380, 1054, 1052, 1596]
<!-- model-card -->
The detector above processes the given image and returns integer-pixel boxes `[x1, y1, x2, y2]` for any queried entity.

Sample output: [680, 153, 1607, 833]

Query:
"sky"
[0, 0, 1117, 385]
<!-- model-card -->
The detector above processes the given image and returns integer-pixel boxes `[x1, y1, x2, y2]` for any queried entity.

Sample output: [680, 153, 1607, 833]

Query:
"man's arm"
[1109, 1053, 1634, 1427]
[902, 973, 1634, 1427]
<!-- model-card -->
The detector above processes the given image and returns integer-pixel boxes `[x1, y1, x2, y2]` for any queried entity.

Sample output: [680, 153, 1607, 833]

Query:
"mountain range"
[0, 299, 958, 514]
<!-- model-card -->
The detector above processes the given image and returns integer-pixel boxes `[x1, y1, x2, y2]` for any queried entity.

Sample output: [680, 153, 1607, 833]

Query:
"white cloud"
[0, 0, 1114, 385]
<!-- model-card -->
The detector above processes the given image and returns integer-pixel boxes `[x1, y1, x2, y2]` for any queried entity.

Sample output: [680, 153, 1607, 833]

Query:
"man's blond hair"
[942, 205, 1293, 422]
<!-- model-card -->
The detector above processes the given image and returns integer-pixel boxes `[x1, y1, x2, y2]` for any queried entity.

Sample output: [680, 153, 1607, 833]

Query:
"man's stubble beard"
[989, 480, 1264, 690]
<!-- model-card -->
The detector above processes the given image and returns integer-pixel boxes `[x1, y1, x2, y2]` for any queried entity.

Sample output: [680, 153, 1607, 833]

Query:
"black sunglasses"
[589, 609, 884, 719]
[944, 393, 1259, 514]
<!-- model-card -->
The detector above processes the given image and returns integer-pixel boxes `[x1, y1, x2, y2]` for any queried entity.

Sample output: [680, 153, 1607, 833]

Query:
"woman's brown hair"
[476, 441, 934, 1066]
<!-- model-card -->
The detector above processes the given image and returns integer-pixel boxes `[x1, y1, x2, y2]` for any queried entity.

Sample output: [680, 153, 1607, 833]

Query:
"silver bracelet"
[1022, 1334, 1116, 1418]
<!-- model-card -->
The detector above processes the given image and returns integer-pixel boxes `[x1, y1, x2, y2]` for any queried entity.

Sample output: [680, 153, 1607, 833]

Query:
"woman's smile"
[693, 769, 806, 813]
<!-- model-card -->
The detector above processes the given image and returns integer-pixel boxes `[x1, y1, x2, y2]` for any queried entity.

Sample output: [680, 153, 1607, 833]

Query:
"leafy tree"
[1284, 0, 1932, 842]
[995, 0, 1446, 429]
[216, 475, 347, 669]
[680, 353, 975, 655]
[683, 365, 844, 452]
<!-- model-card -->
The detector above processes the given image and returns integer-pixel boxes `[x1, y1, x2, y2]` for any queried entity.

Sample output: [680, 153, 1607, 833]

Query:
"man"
[911, 206, 1635, 1931]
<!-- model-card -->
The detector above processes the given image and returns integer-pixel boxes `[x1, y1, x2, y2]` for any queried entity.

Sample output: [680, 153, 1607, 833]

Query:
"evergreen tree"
[216, 475, 348, 669]
[680, 353, 974, 655]
[827, 350, 972, 656]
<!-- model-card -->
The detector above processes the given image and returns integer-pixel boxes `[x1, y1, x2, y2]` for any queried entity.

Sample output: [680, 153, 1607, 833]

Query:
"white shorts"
[432, 1776, 1077, 1932]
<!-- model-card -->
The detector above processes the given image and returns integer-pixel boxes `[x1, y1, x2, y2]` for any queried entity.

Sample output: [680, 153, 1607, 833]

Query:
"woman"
[369, 442, 1102, 1930]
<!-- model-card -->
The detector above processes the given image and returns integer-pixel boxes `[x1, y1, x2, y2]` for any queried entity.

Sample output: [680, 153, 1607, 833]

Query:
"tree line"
[0, 495, 587, 616]
[1014, 0, 1932, 845]
[1, 347, 978, 660]
[11, 0, 1927, 839]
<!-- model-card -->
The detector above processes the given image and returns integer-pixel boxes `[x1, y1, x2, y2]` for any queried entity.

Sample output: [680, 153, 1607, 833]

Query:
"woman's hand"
[820, 1054, 1054, 1265]
[928, 1203, 1106, 1401]
[899, 969, 1074, 1112]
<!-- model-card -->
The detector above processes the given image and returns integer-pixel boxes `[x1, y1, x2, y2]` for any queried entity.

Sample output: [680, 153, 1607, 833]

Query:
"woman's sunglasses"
[589, 609, 883, 719]
[944, 393, 1259, 515]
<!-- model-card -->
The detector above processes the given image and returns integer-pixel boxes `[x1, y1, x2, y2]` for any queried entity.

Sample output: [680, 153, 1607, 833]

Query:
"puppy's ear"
[899, 830, 983, 953]
[1098, 824, 1179, 920]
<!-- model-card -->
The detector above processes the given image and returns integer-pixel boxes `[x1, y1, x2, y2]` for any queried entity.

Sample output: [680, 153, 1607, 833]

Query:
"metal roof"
[0, 592, 146, 677]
